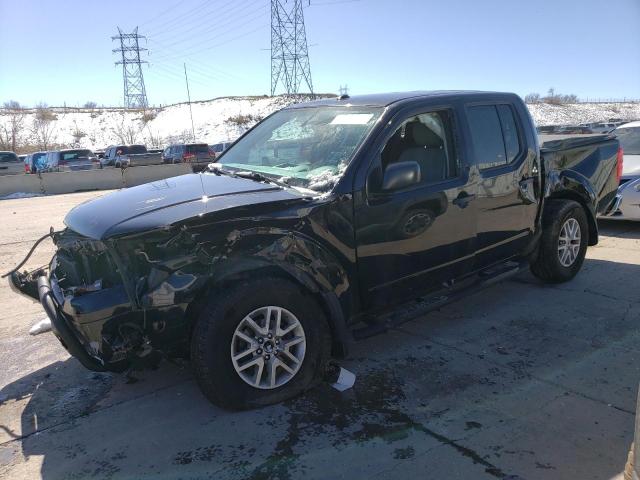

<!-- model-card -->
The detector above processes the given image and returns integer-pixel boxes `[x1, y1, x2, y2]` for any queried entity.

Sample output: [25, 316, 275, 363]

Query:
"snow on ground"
[0, 192, 47, 200]
[2, 96, 640, 153]
[526, 102, 640, 126]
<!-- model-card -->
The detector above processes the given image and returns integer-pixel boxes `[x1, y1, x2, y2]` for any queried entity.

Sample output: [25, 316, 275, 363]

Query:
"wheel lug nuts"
[265, 354, 271, 360]
[257, 349, 262, 355]
[258, 338, 264, 344]
[267, 333, 273, 339]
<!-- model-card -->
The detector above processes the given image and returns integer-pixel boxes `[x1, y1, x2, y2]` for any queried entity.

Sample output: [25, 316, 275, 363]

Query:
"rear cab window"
[0, 152, 19, 163]
[61, 150, 93, 162]
[186, 144, 209, 154]
[128, 145, 147, 154]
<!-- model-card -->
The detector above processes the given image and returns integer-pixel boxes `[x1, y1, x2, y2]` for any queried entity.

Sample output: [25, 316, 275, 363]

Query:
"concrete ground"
[0, 191, 639, 480]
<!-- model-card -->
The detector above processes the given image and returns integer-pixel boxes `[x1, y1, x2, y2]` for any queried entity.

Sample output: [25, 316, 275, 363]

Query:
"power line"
[151, 24, 268, 64]
[271, 0, 314, 96]
[148, 0, 260, 41]
[138, 0, 187, 28]
[148, 3, 268, 61]
[112, 27, 149, 109]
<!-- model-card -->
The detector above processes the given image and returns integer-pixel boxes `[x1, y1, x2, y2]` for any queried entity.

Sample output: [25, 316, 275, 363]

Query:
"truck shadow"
[1, 253, 639, 479]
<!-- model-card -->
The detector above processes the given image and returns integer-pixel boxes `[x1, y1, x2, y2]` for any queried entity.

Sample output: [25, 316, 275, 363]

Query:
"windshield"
[615, 127, 640, 155]
[218, 106, 383, 192]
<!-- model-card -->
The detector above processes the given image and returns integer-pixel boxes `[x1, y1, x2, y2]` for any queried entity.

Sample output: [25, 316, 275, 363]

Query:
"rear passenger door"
[464, 102, 539, 268]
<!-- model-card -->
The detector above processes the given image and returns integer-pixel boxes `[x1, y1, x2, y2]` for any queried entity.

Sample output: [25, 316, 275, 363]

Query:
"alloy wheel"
[230, 306, 306, 389]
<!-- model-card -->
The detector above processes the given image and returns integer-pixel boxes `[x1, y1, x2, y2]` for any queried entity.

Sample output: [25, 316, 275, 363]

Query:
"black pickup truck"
[7, 91, 622, 409]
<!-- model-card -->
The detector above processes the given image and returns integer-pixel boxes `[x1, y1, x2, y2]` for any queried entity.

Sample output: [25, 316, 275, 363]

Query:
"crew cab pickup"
[7, 91, 622, 410]
[101, 144, 163, 168]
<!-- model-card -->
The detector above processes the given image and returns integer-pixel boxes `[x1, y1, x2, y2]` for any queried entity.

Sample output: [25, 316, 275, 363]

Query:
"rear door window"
[496, 105, 521, 163]
[467, 106, 506, 169]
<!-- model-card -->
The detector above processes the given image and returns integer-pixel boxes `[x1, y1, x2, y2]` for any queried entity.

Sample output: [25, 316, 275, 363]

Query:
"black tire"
[191, 277, 331, 410]
[530, 199, 589, 283]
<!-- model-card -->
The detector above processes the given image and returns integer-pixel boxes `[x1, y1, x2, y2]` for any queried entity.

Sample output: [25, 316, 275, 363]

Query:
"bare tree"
[71, 120, 87, 147]
[524, 93, 541, 104]
[111, 112, 141, 144]
[1, 100, 26, 151]
[32, 103, 58, 150]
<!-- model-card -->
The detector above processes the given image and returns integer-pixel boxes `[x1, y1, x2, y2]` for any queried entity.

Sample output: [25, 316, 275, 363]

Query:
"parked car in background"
[46, 149, 100, 172]
[590, 122, 617, 134]
[600, 121, 640, 221]
[162, 143, 214, 171]
[553, 125, 591, 134]
[101, 145, 163, 168]
[210, 141, 233, 159]
[0, 151, 26, 175]
[536, 125, 557, 134]
[8, 91, 621, 410]
[24, 152, 48, 174]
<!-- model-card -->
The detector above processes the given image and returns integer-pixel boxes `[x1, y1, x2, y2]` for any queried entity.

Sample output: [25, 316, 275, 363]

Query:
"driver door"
[354, 106, 477, 310]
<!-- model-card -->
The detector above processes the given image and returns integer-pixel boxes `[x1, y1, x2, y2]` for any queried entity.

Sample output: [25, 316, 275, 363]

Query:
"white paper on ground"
[330, 367, 356, 392]
[29, 318, 52, 336]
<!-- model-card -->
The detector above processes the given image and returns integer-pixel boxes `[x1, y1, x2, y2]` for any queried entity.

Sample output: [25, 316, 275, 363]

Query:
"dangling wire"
[1, 230, 62, 278]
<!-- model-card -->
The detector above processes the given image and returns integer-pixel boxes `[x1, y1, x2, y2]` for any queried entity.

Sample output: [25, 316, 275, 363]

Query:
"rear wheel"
[191, 277, 331, 410]
[530, 199, 589, 283]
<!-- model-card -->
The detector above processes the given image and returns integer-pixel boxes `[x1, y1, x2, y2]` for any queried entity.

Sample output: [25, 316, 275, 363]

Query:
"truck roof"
[288, 90, 516, 108]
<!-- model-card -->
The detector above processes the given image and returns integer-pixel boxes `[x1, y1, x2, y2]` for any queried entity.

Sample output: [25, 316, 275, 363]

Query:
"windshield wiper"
[233, 170, 292, 189]
[207, 163, 236, 177]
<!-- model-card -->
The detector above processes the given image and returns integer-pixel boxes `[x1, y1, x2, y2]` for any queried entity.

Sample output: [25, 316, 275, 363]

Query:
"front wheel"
[191, 277, 331, 410]
[530, 199, 589, 283]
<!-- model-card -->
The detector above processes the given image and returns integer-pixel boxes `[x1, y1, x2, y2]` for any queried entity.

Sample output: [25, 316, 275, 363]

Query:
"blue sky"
[1, 0, 639, 107]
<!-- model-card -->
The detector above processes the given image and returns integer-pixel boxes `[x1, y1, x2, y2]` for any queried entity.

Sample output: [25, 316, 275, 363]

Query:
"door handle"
[453, 193, 475, 208]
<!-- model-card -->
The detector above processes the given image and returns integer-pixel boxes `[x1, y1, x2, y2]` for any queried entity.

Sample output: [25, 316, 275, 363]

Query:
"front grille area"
[53, 229, 123, 294]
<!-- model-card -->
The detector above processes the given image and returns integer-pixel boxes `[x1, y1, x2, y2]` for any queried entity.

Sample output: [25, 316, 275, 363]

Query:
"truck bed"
[540, 134, 619, 214]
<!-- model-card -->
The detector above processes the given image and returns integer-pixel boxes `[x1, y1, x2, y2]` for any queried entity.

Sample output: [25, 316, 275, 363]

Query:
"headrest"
[405, 122, 443, 148]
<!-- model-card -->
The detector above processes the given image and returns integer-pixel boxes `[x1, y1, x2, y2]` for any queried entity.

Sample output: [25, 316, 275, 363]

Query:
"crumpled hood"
[64, 173, 303, 239]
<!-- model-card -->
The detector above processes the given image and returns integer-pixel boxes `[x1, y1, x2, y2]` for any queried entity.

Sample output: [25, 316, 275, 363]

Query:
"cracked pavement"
[0, 191, 639, 479]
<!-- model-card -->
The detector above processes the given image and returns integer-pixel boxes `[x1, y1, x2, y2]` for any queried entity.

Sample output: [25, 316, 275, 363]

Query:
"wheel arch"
[185, 234, 354, 358]
[546, 171, 599, 246]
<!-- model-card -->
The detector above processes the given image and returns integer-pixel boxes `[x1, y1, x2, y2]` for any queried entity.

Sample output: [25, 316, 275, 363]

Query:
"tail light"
[24, 163, 30, 173]
[183, 153, 195, 162]
[616, 147, 624, 183]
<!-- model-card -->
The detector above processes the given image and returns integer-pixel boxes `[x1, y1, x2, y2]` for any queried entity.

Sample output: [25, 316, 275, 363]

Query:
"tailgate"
[129, 153, 161, 166]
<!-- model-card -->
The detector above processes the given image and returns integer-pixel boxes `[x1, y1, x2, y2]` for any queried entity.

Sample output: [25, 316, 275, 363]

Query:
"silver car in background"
[601, 121, 640, 221]
[46, 149, 100, 172]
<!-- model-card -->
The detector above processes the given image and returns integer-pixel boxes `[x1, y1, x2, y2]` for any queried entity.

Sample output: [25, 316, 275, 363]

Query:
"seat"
[397, 122, 448, 183]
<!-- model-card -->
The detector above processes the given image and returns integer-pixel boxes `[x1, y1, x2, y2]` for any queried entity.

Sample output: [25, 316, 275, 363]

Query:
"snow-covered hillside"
[0, 96, 298, 151]
[2, 96, 640, 152]
[527, 102, 640, 126]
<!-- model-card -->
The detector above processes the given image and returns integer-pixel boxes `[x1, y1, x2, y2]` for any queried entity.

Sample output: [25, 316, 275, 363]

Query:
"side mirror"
[382, 161, 421, 191]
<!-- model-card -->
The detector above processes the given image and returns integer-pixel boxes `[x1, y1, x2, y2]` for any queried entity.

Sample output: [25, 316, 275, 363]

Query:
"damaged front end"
[8, 229, 185, 372]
